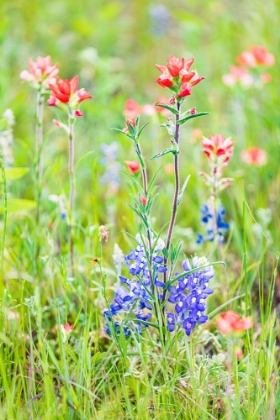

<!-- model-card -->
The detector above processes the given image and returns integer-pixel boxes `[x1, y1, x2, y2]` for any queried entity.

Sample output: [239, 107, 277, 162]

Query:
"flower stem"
[68, 112, 75, 278]
[0, 150, 7, 303]
[135, 142, 154, 290]
[162, 101, 181, 310]
[35, 89, 44, 225]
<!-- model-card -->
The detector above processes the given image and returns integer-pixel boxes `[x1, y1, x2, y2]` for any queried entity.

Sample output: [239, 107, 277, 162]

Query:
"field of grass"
[0, 0, 280, 418]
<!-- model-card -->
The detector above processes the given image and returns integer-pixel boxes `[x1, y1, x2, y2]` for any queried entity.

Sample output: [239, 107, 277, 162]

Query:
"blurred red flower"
[123, 118, 136, 133]
[139, 196, 147, 205]
[20, 55, 59, 88]
[216, 311, 253, 334]
[241, 147, 267, 166]
[201, 134, 234, 164]
[237, 46, 275, 67]
[123, 99, 143, 119]
[125, 160, 140, 174]
[222, 66, 254, 88]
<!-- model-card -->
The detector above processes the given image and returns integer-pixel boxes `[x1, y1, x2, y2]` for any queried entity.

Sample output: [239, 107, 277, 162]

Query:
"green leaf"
[177, 112, 209, 125]
[138, 122, 149, 138]
[165, 261, 225, 289]
[127, 204, 149, 228]
[147, 165, 163, 194]
[155, 103, 179, 115]
[0, 198, 36, 213]
[1, 167, 29, 181]
[177, 175, 191, 207]
[162, 247, 169, 259]
[112, 127, 133, 140]
[150, 148, 179, 161]
[74, 151, 94, 171]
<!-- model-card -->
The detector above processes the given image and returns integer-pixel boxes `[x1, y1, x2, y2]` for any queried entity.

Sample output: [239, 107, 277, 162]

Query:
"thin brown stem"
[162, 101, 181, 306]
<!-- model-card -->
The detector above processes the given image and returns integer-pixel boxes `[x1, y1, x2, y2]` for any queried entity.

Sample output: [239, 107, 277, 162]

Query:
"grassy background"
[0, 0, 280, 418]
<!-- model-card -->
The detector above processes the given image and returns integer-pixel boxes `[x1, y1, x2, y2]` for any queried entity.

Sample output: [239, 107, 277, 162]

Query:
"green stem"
[68, 112, 75, 278]
[0, 150, 7, 302]
[35, 89, 44, 225]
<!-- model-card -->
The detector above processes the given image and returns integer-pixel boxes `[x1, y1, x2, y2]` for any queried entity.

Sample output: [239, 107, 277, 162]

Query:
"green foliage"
[0, 0, 279, 418]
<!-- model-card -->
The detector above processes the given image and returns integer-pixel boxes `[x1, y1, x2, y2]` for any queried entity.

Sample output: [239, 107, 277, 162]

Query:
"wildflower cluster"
[21, 55, 92, 278]
[198, 134, 234, 244]
[222, 45, 275, 88]
[104, 236, 167, 335]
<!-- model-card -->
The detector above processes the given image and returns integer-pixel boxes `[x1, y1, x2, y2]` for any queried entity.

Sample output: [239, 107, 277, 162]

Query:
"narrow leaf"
[177, 175, 191, 207]
[0, 199, 36, 213]
[155, 103, 179, 115]
[150, 148, 179, 161]
[74, 151, 94, 171]
[177, 112, 209, 125]
[1, 167, 29, 181]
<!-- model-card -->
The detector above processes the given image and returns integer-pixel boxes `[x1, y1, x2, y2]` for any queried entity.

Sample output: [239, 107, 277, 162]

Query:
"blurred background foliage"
[0, 0, 279, 273]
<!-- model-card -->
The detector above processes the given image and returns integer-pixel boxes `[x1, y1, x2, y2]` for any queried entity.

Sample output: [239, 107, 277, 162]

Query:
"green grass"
[0, 0, 280, 418]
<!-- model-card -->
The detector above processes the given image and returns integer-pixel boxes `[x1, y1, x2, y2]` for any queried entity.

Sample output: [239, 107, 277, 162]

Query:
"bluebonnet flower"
[197, 202, 229, 244]
[0, 109, 15, 168]
[166, 257, 214, 335]
[148, 4, 171, 37]
[104, 235, 167, 335]
[113, 243, 124, 275]
[100, 142, 121, 194]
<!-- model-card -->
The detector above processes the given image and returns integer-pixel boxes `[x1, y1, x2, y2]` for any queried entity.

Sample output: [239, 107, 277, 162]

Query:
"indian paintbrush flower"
[216, 311, 253, 334]
[156, 55, 204, 99]
[201, 134, 234, 165]
[237, 46, 275, 67]
[48, 75, 92, 115]
[222, 66, 254, 88]
[241, 147, 267, 166]
[20, 55, 59, 90]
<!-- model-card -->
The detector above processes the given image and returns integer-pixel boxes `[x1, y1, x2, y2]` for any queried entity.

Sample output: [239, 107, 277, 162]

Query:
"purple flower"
[104, 236, 167, 335]
[166, 256, 214, 336]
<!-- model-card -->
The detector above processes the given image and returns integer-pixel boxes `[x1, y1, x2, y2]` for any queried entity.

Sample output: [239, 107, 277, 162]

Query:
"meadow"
[0, 0, 280, 418]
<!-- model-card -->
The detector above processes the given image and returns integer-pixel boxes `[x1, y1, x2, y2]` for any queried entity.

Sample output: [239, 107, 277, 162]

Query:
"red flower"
[99, 225, 109, 241]
[237, 46, 275, 67]
[156, 55, 204, 98]
[240, 147, 267, 166]
[216, 311, 253, 334]
[125, 160, 140, 174]
[20, 55, 59, 88]
[123, 118, 136, 133]
[201, 134, 234, 163]
[123, 99, 143, 119]
[222, 66, 254, 88]
[139, 196, 147, 206]
[64, 322, 74, 333]
[49, 75, 92, 106]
